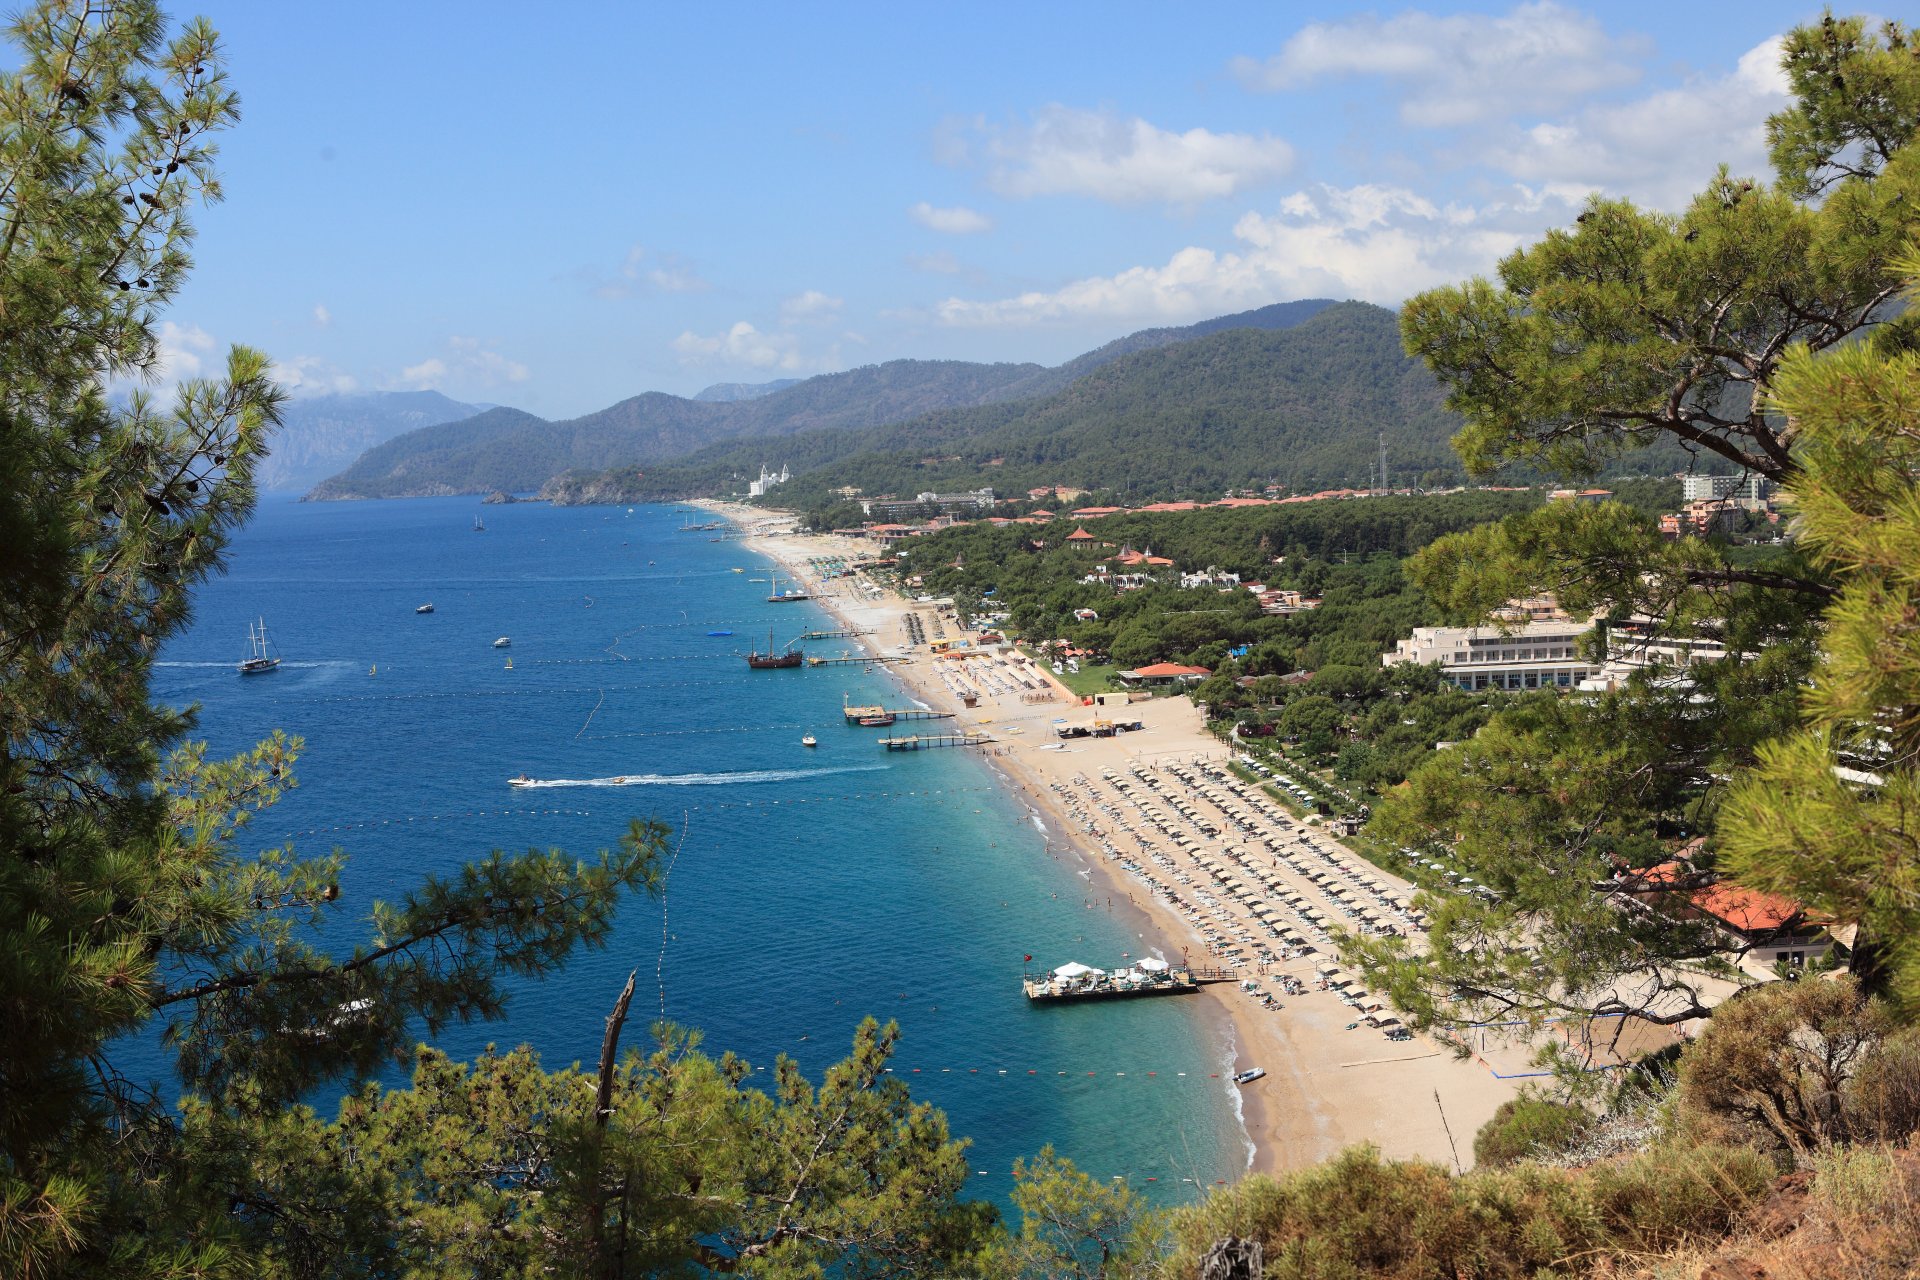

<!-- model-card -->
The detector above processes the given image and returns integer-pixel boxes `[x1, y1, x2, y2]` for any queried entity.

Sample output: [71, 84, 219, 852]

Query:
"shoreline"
[697, 498, 1520, 1179]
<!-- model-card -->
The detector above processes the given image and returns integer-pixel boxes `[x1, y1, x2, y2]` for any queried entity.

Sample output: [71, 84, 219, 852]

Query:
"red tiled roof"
[1064, 526, 1096, 541]
[1211, 497, 1274, 508]
[1138, 501, 1200, 512]
[1691, 881, 1808, 933]
[1129, 662, 1211, 678]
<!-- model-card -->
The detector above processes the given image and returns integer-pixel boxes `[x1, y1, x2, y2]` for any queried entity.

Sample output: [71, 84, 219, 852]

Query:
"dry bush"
[1160, 1142, 1775, 1280]
[1676, 977, 1920, 1163]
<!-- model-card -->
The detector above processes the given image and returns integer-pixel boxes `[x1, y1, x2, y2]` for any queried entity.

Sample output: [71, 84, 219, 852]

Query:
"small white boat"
[415, 603, 434, 614]
[509, 774, 535, 788]
[493, 636, 511, 648]
[1232, 1067, 1266, 1085]
[802, 735, 818, 748]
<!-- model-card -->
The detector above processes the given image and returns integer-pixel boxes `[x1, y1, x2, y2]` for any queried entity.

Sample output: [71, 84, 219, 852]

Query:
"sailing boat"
[473, 515, 486, 532]
[238, 618, 280, 675]
[744, 629, 803, 669]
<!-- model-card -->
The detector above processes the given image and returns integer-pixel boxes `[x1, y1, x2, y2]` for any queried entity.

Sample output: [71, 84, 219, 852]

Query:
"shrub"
[1473, 1098, 1595, 1168]
[1160, 1142, 1774, 1280]
[1676, 976, 1920, 1161]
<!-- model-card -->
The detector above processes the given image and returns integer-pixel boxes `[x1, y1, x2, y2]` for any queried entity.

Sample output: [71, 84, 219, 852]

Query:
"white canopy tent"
[1051, 961, 1103, 979]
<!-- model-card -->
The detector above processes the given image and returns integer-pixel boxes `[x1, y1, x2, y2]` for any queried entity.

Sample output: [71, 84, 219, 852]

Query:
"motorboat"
[1232, 1067, 1266, 1085]
[509, 774, 535, 787]
[493, 636, 511, 648]
[415, 603, 434, 614]
[238, 617, 280, 675]
[858, 713, 895, 728]
[801, 735, 817, 748]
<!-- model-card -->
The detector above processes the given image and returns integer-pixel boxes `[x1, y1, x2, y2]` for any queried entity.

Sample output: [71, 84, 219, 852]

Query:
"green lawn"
[1017, 646, 1118, 697]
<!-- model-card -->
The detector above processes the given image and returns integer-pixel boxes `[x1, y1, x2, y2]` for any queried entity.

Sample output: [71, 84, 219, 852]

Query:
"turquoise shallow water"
[137, 495, 1248, 1206]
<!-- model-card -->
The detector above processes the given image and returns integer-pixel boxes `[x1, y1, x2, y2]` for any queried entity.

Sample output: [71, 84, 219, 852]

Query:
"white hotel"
[1383, 619, 1599, 691]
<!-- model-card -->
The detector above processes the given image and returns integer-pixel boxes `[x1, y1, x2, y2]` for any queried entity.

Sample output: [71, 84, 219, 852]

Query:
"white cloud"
[398, 357, 447, 387]
[149, 320, 217, 381]
[312, 303, 332, 327]
[781, 289, 843, 320]
[591, 244, 710, 298]
[934, 182, 1575, 328]
[273, 354, 358, 395]
[394, 336, 529, 390]
[1482, 36, 1791, 209]
[910, 201, 994, 234]
[976, 106, 1295, 206]
[671, 320, 836, 374]
[1233, 2, 1645, 127]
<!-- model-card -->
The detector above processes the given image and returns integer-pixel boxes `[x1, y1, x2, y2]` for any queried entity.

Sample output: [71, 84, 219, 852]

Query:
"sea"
[139, 495, 1249, 1207]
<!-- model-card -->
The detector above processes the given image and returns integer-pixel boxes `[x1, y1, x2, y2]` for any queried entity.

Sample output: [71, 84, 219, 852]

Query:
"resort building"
[862, 488, 995, 520]
[1118, 662, 1212, 688]
[1621, 860, 1837, 975]
[1383, 618, 1599, 691]
[746, 463, 791, 498]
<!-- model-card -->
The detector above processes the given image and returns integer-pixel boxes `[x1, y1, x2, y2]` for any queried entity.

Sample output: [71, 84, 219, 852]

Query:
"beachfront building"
[1118, 662, 1212, 688]
[747, 463, 790, 498]
[1383, 618, 1599, 691]
[1621, 860, 1838, 976]
[862, 488, 995, 520]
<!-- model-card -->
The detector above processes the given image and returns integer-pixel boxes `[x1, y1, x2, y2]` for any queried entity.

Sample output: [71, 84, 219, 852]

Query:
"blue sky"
[157, 1, 1827, 417]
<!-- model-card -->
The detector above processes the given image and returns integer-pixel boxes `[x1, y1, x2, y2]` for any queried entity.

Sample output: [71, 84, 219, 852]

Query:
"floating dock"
[878, 732, 991, 751]
[843, 701, 954, 724]
[1024, 963, 1202, 1003]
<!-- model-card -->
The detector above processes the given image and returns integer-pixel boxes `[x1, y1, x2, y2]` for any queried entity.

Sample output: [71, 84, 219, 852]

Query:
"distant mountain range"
[258, 391, 491, 493]
[551, 302, 1467, 507]
[304, 301, 1342, 501]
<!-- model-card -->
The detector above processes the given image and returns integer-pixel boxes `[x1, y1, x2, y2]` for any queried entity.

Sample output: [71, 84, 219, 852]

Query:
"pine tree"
[1356, 17, 1920, 1040]
[1717, 246, 1920, 1011]
[0, 5, 667, 1272]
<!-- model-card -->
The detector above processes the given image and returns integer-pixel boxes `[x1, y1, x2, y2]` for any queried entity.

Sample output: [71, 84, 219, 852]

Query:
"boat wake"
[513, 765, 888, 789]
[156, 659, 355, 670]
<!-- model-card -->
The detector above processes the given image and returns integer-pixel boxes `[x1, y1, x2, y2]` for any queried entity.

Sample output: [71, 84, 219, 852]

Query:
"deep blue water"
[141, 495, 1246, 1205]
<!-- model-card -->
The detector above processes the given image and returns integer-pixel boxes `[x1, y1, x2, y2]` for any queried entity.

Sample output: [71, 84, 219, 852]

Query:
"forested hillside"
[260, 391, 489, 492]
[306, 360, 1056, 499]
[556, 302, 1467, 504]
[308, 300, 1339, 501]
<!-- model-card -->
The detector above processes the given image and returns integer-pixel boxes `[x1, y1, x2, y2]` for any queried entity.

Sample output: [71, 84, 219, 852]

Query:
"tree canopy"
[1359, 15, 1920, 1042]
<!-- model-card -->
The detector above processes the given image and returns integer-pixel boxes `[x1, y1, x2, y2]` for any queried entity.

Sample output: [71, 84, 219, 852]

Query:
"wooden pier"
[878, 732, 992, 751]
[806, 655, 904, 668]
[843, 701, 954, 724]
[800, 628, 871, 640]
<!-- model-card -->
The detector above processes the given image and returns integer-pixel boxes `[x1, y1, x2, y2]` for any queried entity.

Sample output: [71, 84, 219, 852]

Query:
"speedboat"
[508, 774, 535, 787]
[802, 735, 817, 748]
[1232, 1067, 1266, 1085]
[415, 603, 434, 614]
[493, 636, 511, 648]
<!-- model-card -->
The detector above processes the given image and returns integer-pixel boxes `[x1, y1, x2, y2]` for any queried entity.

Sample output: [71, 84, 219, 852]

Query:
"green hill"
[551, 302, 1466, 506]
[305, 301, 1338, 500]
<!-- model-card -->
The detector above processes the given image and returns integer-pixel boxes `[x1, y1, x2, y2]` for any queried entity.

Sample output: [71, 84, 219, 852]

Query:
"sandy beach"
[700, 500, 1521, 1177]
